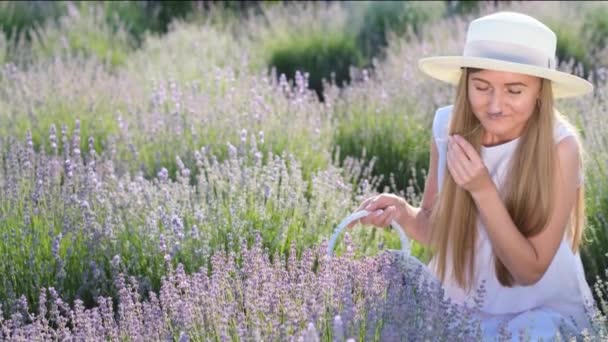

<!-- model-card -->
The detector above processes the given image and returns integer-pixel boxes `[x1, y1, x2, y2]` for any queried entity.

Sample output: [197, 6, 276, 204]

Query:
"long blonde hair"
[428, 68, 587, 291]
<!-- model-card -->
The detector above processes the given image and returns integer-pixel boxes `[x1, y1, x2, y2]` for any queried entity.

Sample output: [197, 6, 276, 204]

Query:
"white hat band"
[463, 40, 556, 70]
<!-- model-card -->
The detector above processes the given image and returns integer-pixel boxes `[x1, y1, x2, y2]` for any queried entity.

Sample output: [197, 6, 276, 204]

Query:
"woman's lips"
[488, 113, 505, 120]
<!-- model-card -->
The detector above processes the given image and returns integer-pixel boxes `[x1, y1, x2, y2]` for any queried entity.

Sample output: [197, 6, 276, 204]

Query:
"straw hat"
[418, 11, 594, 98]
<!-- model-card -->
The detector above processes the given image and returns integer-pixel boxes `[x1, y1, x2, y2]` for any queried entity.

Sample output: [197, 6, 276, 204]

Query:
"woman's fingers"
[377, 205, 396, 227]
[364, 195, 390, 212]
[348, 195, 381, 228]
[363, 206, 396, 228]
[453, 135, 481, 164]
[347, 219, 359, 229]
[449, 152, 468, 183]
[347, 197, 376, 228]
[347, 195, 400, 229]
[348, 208, 388, 229]
[357, 196, 378, 213]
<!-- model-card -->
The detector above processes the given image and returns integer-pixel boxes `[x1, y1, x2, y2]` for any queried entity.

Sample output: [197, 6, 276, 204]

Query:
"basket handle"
[327, 210, 412, 258]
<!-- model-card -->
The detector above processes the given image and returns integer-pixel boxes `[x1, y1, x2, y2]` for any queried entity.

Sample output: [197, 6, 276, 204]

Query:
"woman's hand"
[347, 193, 408, 229]
[447, 134, 494, 196]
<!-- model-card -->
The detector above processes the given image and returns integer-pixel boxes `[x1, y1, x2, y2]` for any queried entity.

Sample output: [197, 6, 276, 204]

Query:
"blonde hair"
[428, 68, 587, 291]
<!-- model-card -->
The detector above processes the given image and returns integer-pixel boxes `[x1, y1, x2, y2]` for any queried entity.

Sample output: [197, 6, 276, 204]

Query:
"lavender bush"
[0, 122, 396, 313]
[13, 2, 133, 68]
[2, 236, 604, 341]
[123, 19, 260, 86]
[0, 55, 334, 182]
[0, 234, 486, 341]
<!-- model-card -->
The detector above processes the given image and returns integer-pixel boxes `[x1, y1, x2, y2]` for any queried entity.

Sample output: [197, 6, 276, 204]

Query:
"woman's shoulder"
[432, 104, 454, 141]
[552, 112, 584, 187]
[553, 112, 581, 145]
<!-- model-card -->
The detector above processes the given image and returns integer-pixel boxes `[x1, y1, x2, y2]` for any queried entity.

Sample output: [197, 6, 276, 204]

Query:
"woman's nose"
[488, 91, 503, 113]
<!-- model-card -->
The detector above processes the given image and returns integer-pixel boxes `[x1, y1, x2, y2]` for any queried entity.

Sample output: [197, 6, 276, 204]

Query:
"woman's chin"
[480, 124, 520, 141]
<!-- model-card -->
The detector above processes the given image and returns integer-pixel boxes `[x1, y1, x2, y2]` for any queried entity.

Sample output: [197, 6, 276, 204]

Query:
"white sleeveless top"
[428, 105, 595, 328]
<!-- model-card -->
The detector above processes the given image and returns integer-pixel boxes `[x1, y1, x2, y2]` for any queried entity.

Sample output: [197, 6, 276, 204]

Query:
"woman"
[349, 11, 597, 340]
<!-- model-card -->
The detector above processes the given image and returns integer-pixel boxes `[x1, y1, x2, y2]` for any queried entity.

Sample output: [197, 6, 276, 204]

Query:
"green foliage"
[268, 30, 364, 101]
[0, 63, 125, 160]
[540, 2, 608, 78]
[583, 6, 608, 55]
[332, 108, 430, 194]
[252, 3, 366, 101]
[129, 124, 330, 191]
[581, 154, 608, 297]
[0, 1, 66, 41]
[442, 0, 520, 17]
[14, 110, 118, 160]
[0, 1, 197, 46]
[444, 0, 484, 16]
[353, 1, 447, 60]
[0, 32, 6, 66]
[93, 0, 196, 44]
[124, 22, 262, 86]
[552, 25, 594, 77]
[0, 1, 203, 67]
[24, 3, 134, 68]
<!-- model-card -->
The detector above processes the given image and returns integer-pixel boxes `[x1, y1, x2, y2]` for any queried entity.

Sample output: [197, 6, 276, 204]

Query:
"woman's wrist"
[395, 197, 415, 230]
[470, 182, 498, 205]
[395, 196, 432, 245]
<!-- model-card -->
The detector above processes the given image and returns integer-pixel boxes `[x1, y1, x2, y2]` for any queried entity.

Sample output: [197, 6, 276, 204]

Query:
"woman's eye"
[508, 90, 522, 95]
[475, 87, 489, 91]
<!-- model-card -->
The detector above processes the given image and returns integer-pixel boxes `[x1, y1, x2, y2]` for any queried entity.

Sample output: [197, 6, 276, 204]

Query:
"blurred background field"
[1, 1, 608, 340]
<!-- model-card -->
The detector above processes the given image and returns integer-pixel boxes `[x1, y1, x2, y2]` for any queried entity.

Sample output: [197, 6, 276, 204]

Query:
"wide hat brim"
[418, 56, 594, 99]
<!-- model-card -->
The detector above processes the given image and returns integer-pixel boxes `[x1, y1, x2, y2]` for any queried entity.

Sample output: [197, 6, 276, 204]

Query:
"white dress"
[429, 105, 597, 340]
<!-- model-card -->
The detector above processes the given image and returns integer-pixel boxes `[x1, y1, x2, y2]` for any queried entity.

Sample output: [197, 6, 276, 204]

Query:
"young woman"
[349, 11, 597, 339]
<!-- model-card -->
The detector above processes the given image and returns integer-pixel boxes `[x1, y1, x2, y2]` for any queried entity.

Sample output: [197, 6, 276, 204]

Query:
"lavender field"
[1, 1, 608, 340]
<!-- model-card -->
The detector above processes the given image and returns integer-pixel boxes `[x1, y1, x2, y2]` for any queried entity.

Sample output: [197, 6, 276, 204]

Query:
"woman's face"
[467, 69, 542, 145]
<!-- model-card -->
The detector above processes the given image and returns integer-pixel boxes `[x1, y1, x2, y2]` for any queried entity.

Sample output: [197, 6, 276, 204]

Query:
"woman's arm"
[394, 137, 439, 247]
[449, 134, 581, 286]
[354, 136, 439, 247]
